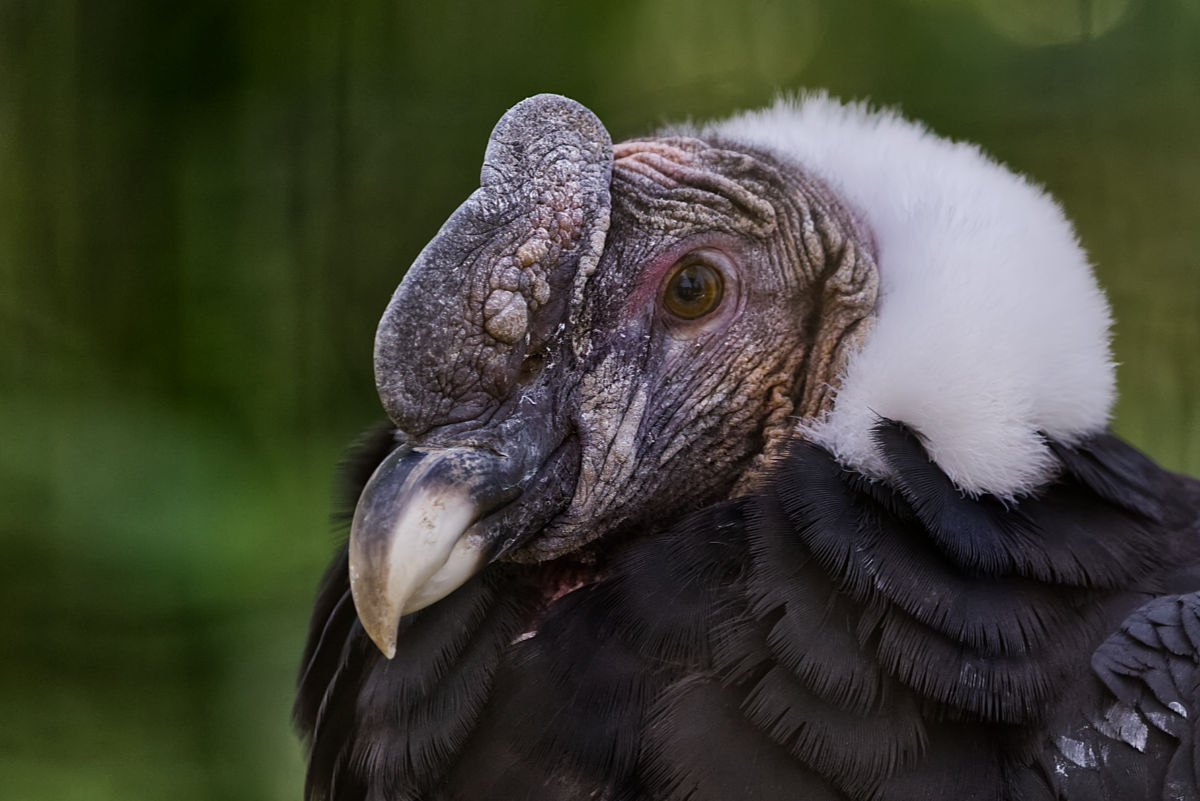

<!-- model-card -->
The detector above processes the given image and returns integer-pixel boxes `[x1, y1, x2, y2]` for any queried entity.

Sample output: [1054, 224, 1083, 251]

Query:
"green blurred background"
[1, 0, 1197, 798]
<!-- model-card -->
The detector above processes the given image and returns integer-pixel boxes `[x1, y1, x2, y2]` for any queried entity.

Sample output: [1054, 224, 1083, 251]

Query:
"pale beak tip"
[352, 584, 404, 660]
[357, 605, 400, 659]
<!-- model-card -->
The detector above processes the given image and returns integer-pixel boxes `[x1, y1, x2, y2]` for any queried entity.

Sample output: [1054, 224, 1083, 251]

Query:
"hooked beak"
[348, 445, 520, 659]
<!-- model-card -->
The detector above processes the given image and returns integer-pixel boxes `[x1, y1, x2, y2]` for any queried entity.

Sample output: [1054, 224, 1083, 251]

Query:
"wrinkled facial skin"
[526, 137, 878, 560]
[350, 96, 877, 654]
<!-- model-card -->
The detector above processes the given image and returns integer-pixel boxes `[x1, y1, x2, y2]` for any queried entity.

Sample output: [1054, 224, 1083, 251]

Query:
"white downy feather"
[701, 94, 1114, 498]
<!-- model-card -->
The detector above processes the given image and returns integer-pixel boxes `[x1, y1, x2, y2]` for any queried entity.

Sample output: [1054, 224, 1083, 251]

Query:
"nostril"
[518, 352, 546, 385]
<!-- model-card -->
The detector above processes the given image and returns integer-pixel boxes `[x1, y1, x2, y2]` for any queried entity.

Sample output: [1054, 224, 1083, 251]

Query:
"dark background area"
[1, 1, 1197, 798]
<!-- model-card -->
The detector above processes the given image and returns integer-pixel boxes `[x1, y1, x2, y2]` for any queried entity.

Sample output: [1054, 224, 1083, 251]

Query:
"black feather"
[739, 663, 926, 797]
[1048, 434, 1167, 522]
[642, 677, 843, 801]
[347, 570, 535, 797]
[873, 420, 1034, 576]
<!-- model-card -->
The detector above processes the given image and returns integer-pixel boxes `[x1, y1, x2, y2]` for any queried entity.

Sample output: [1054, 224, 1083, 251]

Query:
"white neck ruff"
[702, 94, 1114, 498]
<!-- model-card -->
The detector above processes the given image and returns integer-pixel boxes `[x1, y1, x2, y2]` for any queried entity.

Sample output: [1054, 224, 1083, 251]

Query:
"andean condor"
[295, 94, 1200, 800]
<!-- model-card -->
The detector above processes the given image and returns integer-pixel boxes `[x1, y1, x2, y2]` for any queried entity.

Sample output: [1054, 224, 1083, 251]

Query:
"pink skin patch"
[621, 236, 747, 339]
[512, 560, 613, 643]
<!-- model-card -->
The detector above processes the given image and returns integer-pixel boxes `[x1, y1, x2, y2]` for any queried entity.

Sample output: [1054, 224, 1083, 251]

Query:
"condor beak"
[348, 445, 520, 659]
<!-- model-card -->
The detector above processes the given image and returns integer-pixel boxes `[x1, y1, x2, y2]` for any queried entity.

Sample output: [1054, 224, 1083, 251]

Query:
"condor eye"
[662, 253, 725, 320]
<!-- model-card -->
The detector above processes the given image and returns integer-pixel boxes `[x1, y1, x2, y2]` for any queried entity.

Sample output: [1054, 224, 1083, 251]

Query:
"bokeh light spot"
[972, 0, 1137, 46]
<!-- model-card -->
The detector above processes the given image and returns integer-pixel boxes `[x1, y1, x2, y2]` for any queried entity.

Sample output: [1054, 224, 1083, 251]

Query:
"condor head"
[347, 94, 879, 658]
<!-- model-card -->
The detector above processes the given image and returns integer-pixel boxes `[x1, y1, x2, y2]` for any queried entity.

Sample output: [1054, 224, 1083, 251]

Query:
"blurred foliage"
[0, 0, 1197, 798]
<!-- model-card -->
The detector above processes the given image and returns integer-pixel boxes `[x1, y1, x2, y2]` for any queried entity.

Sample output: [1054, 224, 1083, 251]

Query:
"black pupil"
[664, 257, 723, 320]
[675, 266, 707, 303]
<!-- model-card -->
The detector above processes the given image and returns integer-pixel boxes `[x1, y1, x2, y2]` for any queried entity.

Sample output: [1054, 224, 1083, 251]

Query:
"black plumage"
[297, 421, 1200, 800]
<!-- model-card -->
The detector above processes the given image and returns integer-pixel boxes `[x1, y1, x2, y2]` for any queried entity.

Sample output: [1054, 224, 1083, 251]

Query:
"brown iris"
[662, 254, 724, 320]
